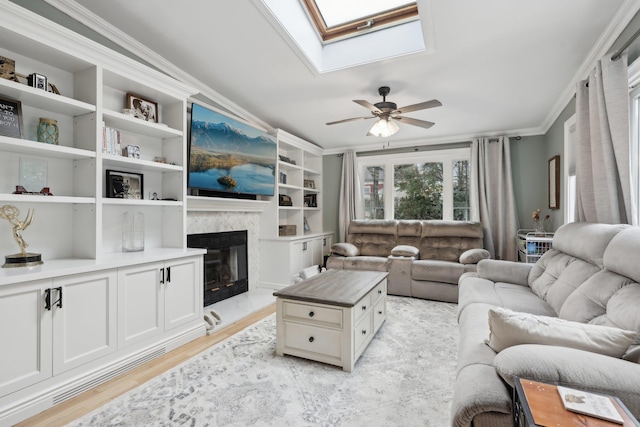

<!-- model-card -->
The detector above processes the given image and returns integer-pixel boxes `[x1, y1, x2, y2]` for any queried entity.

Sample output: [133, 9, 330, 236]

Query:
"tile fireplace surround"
[187, 210, 261, 291]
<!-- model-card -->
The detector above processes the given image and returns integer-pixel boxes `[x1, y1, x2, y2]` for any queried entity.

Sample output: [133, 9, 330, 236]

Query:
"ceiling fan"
[326, 86, 442, 137]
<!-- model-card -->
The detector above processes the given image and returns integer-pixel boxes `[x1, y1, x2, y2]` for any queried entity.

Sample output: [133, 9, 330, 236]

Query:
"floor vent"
[53, 348, 166, 405]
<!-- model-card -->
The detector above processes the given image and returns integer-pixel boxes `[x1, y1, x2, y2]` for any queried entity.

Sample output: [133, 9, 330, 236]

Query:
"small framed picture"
[106, 169, 144, 199]
[125, 93, 158, 123]
[304, 179, 315, 189]
[0, 95, 23, 138]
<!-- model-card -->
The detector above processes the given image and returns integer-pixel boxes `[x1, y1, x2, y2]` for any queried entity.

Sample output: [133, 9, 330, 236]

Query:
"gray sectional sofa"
[326, 219, 488, 303]
[453, 222, 640, 427]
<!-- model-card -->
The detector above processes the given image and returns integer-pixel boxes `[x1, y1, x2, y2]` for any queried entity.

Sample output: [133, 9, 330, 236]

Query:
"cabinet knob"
[378, 310, 383, 315]
[378, 289, 382, 294]
[361, 329, 367, 335]
[361, 305, 367, 311]
[308, 336, 314, 343]
[308, 311, 315, 318]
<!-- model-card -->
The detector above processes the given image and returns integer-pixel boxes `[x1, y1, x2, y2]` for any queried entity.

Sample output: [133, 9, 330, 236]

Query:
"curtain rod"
[612, 25, 640, 61]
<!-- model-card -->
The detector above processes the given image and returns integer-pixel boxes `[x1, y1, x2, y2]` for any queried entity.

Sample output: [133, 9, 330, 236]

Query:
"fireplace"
[187, 230, 248, 306]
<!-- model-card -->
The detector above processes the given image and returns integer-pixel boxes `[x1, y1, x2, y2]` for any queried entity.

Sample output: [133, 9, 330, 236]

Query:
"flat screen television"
[188, 103, 277, 198]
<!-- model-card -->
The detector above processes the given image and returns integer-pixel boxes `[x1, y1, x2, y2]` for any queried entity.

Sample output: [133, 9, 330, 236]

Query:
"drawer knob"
[378, 289, 382, 294]
[362, 305, 367, 311]
[308, 311, 315, 318]
[361, 329, 367, 335]
[378, 310, 383, 315]
[309, 336, 315, 343]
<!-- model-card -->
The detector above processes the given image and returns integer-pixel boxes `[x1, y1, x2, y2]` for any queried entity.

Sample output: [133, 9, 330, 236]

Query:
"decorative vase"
[37, 118, 58, 144]
[122, 211, 144, 252]
[534, 219, 545, 235]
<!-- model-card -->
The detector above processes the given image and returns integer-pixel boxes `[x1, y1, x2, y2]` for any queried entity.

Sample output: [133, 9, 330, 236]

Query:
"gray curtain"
[470, 137, 519, 261]
[338, 150, 364, 242]
[575, 51, 634, 224]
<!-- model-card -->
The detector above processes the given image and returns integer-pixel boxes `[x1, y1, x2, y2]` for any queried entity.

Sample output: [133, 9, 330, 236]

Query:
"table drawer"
[373, 297, 385, 331]
[371, 279, 387, 304]
[283, 322, 342, 358]
[354, 311, 373, 354]
[283, 302, 342, 328]
[354, 293, 371, 322]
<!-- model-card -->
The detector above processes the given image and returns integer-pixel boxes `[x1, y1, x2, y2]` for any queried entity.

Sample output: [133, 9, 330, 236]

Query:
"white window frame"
[564, 114, 577, 224]
[358, 147, 470, 221]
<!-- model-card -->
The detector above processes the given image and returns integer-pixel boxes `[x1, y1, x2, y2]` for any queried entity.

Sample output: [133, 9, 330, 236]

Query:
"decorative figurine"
[0, 205, 43, 267]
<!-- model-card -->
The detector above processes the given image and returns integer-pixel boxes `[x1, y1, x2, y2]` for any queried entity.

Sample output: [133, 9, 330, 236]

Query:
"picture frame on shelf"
[125, 93, 158, 123]
[548, 155, 560, 209]
[304, 179, 315, 189]
[0, 95, 23, 138]
[106, 169, 144, 199]
[0, 55, 16, 80]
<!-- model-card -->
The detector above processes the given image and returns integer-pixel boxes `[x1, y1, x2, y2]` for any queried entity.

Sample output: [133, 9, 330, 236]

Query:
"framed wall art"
[0, 95, 23, 138]
[548, 155, 560, 209]
[125, 93, 158, 123]
[106, 170, 144, 199]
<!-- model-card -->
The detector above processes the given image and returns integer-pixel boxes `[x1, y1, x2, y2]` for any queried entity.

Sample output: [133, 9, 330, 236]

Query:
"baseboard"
[0, 322, 205, 426]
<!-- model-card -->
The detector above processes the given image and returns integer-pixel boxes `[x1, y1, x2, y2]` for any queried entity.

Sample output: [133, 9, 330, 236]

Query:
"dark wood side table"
[513, 377, 640, 427]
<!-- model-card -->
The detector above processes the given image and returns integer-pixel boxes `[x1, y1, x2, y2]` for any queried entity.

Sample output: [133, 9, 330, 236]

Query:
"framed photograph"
[304, 179, 315, 189]
[548, 155, 560, 209]
[125, 93, 158, 123]
[0, 95, 23, 138]
[106, 169, 144, 199]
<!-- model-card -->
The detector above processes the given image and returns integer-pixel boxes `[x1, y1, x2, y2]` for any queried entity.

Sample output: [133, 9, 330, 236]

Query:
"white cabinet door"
[164, 256, 201, 331]
[0, 280, 52, 398]
[52, 270, 117, 375]
[118, 261, 164, 348]
[310, 237, 324, 266]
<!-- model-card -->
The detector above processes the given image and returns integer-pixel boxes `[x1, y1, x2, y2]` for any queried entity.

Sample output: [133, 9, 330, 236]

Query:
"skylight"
[302, 0, 418, 43]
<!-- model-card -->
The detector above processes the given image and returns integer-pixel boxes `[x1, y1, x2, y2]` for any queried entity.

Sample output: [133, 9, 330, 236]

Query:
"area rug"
[68, 296, 459, 426]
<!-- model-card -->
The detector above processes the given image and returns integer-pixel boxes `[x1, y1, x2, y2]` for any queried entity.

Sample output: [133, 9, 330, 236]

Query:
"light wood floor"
[17, 303, 276, 427]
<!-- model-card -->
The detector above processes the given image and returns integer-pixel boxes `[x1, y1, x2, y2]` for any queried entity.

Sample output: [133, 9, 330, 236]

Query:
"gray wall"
[323, 154, 343, 242]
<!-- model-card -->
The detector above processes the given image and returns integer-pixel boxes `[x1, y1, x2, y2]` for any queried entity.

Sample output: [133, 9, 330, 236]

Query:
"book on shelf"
[101, 122, 122, 156]
[557, 385, 624, 424]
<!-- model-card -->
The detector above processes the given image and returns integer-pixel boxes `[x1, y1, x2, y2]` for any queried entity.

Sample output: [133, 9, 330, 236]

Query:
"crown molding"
[43, 0, 272, 130]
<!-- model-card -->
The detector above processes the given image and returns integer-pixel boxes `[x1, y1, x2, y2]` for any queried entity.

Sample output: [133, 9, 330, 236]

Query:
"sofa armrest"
[495, 344, 640, 417]
[391, 245, 419, 257]
[476, 259, 531, 286]
[459, 248, 491, 264]
[331, 242, 359, 257]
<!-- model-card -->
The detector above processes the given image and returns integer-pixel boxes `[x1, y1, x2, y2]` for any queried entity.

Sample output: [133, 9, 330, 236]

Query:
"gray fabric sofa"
[326, 219, 487, 303]
[452, 222, 640, 427]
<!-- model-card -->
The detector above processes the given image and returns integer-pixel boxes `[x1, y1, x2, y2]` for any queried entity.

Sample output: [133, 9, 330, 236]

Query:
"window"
[564, 114, 577, 224]
[358, 148, 470, 221]
[302, 0, 418, 43]
[629, 56, 640, 226]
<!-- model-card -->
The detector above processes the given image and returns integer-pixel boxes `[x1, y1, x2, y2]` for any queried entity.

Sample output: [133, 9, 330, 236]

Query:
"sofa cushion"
[604, 227, 640, 283]
[485, 307, 637, 358]
[420, 221, 484, 262]
[342, 256, 388, 272]
[551, 222, 630, 268]
[331, 242, 359, 257]
[528, 250, 601, 314]
[391, 245, 419, 257]
[412, 259, 474, 285]
[459, 248, 490, 264]
[347, 220, 398, 257]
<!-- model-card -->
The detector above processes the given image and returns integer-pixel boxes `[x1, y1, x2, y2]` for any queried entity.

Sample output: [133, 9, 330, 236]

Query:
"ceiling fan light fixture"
[369, 117, 399, 137]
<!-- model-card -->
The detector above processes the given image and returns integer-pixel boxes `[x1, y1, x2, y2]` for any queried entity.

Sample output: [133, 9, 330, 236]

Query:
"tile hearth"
[204, 288, 276, 333]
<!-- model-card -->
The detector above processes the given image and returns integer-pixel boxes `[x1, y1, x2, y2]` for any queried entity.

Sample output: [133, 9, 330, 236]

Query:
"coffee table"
[273, 269, 388, 372]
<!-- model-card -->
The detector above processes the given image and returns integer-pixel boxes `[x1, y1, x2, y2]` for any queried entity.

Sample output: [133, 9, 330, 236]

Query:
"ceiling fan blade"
[326, 116, 374, 125]
[353, 100, 382, 114]
[393, 99, 442, 114]
[394, 116, 435, 129]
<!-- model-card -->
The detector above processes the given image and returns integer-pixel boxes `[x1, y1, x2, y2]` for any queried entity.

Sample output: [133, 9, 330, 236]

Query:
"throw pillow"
[331, 242, 359, 257]
[459, 248, 491, 264]
[485, 307, 638, 358]
[391, 245, 419, 257]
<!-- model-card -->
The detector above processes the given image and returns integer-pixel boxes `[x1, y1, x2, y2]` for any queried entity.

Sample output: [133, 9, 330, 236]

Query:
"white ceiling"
[56, 0, 636, 152]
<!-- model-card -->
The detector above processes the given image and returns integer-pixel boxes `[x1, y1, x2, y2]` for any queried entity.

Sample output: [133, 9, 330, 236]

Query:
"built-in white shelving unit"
[260, 129, 332, 287]
[0, 4, 205, 424]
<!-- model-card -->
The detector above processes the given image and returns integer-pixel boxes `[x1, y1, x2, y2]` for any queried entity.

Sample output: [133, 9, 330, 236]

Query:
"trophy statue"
[1, 205, 43, 268]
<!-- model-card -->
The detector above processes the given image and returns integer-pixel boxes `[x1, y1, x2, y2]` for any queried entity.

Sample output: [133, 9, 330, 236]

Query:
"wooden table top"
[273, 269, 388, 307]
